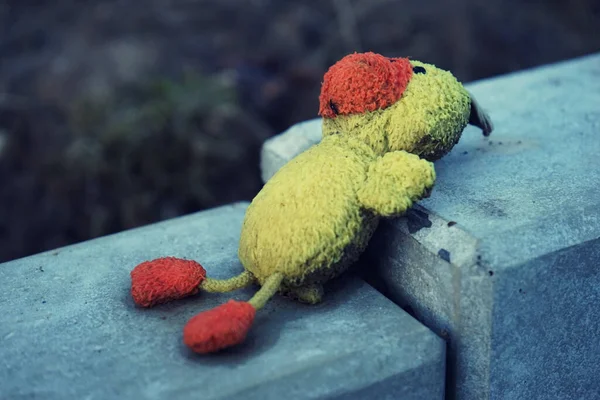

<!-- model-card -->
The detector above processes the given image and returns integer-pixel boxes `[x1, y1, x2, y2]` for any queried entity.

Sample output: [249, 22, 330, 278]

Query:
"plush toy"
[130, 52, 493, 354]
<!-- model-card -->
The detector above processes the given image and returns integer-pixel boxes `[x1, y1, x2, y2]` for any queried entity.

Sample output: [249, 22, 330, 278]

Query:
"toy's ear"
[468, 92, 494, 136]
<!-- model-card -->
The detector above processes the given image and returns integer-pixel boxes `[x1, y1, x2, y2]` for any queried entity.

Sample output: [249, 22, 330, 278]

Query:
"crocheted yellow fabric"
[130, 51, 493, 354]
[239, 56, 472, 293]
[239, 134, 435, 290]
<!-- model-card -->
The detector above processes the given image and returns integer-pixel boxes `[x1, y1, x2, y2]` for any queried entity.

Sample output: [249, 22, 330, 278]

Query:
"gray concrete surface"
[260, 53, 600, 400]
[261, 118, 323, 183]
[0, 202, 446, 400]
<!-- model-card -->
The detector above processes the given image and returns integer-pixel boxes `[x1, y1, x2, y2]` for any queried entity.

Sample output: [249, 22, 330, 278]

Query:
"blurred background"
[0, 0, 599, 262]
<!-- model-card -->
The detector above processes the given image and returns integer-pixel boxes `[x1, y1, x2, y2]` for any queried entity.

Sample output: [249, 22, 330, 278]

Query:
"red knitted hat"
[318, 52, 413, 118]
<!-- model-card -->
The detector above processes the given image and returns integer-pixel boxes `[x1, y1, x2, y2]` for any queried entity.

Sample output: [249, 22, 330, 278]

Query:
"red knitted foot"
[130, 257, 206, 307]
[183, 300, 256, 354]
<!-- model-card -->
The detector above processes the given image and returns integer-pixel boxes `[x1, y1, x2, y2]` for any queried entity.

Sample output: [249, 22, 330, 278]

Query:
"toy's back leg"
[130, 257, 254, 307]
[201, 270, 255, 293]
[184, 272, 284, 354]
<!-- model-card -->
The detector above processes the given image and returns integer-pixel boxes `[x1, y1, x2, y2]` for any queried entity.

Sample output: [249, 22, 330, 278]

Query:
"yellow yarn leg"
[248, 273, 284, 311]
[199, 270, 254, 293]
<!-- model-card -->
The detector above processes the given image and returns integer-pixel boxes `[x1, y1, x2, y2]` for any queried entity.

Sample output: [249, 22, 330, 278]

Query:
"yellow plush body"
[239, 134, 435, 302]
[238, 59, 475, 303]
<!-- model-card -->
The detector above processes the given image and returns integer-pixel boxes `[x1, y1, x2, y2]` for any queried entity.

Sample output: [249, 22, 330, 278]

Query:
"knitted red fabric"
[130, 257, 206, 307]
[318, 52, 413, 118]
[183, 300, 256, 353]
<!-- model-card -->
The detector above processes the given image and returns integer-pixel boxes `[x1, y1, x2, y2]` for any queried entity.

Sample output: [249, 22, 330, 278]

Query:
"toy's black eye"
[329, 99, 339, 115]
[413, 66, 426, 74]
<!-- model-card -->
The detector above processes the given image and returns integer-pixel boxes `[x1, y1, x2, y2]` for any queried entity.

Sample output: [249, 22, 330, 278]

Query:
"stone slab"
[261, 118, 323, 183]
[0, 202, 445, 400]
[260, 53, 600, 400]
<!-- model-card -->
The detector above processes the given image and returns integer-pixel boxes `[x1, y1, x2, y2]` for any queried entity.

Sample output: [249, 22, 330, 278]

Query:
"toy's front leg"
[357, 151, 436, 217]
[284, 284, 324, 304]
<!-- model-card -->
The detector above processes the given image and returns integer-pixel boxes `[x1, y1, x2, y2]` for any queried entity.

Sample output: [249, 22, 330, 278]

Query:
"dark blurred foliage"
[0, 0, 599, 262]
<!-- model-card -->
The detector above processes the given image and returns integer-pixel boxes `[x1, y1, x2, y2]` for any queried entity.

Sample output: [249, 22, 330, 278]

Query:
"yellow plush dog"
[130, 52, 493, 354]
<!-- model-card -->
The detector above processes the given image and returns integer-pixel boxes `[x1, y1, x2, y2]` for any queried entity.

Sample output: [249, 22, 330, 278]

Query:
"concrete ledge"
[261, 118, 322, 183]
[0, 203, 446, 400]
[260, 53, 600, 400]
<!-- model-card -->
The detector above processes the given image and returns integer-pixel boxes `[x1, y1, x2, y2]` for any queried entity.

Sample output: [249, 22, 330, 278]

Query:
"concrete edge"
[0, 202, 251, 266]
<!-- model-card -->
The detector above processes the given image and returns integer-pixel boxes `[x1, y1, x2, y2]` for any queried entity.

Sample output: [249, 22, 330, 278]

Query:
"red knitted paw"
[183, 300, 256, 354]
[130, 257, 206, 307]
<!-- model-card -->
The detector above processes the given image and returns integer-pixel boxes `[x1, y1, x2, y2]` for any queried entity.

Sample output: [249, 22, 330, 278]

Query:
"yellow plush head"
[319, 52, 492, 160]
